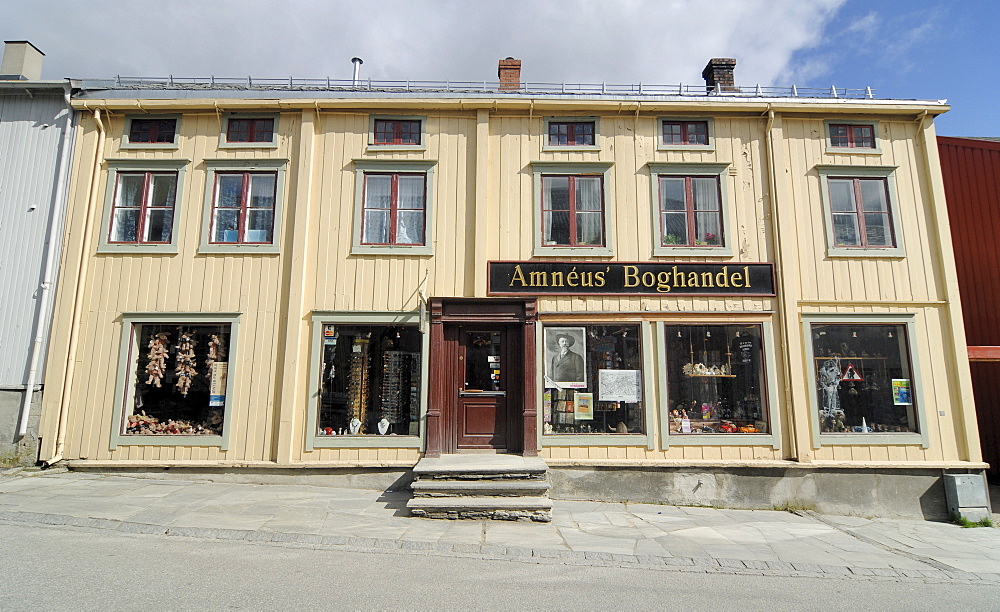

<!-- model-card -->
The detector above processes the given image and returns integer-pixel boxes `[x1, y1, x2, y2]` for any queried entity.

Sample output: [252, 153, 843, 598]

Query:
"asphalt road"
[3, 521, 1000, 611]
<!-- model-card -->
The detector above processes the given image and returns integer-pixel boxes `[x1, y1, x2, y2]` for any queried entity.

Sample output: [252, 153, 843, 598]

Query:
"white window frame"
[109, 312, 241, 451]
[351, 159, 435, 256]
[97, 159, 189, 254]
[530, 161, 615, 257]
[657, 117, 715, 152]
[306, 311, 428, 450]
[367, 114, 427, 152]
[219, 113, 279, 149]
[802, 313, 930, 449]
[648, 162, 734, 257]
[824, 120, 882, 155]
[815, 164, 905, 258]
[122, 115, 181, 150]
[199, 159, 286, 254]
[542, 116, 601, 152]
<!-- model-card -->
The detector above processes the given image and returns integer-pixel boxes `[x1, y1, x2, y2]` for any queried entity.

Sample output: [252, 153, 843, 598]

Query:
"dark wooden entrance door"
[453, 326, 517, 450]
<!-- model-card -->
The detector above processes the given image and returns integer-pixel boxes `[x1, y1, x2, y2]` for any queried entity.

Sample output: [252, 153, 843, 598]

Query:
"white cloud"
[2, 0, 847, 88]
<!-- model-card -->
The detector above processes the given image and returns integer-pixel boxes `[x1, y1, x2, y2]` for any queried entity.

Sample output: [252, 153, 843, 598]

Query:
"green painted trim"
[218, 113, 279, 149]
[801, 313, 930, 450]
[350, 160, 436, 256]
[96, 160, 189, 255]
[541, 116, 602, 152]
[109, 313, 241, 452]
[197, 160, 287, 255]
[815, 164, 905, 258]
[656, 117, 716, 152]
[647, 162, 735, 257]
[823, 119, 883, 155]
[366, 114, 428, 152]
[530, 161, 616, 257]
[120, 114, 182, 150]
[305, 311, 425, 451]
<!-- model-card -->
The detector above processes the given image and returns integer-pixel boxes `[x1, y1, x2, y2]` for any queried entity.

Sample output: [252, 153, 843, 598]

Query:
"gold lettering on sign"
[528, 271, 548, 286]
[509, 264, 527, 287]
[594, 267, 608, 287]
[623, 265, 639, 288]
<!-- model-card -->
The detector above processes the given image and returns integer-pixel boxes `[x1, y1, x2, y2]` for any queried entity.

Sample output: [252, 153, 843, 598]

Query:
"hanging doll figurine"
[175, 330, 198, 396]
[145, 332, 170, 387]
[205, 334, 227, 376]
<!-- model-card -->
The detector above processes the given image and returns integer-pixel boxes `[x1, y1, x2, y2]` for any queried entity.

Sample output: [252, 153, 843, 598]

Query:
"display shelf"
[684, 374, 737, 378]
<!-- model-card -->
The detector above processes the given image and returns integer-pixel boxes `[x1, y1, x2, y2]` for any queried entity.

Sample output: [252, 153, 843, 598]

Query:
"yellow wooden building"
[38, 58, 986, 518]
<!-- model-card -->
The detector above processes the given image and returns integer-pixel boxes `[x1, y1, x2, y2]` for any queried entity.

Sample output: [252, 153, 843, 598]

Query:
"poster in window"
[574, 392, 594, 420]
[599, 369, 642, 402]
[892, 379, 912, 405]
[544, 327, 587, 388]
[209, 362, 228, 407]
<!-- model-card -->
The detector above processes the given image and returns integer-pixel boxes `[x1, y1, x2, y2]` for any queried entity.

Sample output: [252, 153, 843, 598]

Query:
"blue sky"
[3, 0, 995, 135]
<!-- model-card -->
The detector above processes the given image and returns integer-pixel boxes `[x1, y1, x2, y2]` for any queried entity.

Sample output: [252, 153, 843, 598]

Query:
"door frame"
[426, 298, 537, 456]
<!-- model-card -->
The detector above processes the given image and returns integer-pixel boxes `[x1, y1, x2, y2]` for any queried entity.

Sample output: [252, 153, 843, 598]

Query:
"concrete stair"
[407, 454, 552, 522]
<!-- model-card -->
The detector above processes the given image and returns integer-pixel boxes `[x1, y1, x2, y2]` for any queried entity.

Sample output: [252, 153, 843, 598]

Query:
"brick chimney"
[498, 57, 522, 91]
[702, 58, 737, 93]
[0, 41, 44, 81]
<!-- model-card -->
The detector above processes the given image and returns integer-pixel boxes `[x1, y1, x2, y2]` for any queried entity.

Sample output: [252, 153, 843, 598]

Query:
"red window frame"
[662, 121, 709, 146]
[827, 177, 894, 248]
[226, 118, 275, 143]
[658, 175, 723, 246]
[540, 174, 605, 247]
[829, 124, 875, 149]
[129, 119, 176, 144]
[360, 172, 427, 246]
[108, 171, 178, 244]
[547, 121, 596, 146]
[209, 171, 277, 244]
[373, 119, 422, 145]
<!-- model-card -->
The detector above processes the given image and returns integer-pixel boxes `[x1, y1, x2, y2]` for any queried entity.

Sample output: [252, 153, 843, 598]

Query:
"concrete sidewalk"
[2, 468, 1000, 584]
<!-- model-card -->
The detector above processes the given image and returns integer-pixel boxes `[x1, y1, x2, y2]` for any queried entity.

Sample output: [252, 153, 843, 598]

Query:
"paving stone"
[817, 564, 851, 575]
[717, 558, 747, 569]
[116, 522, 168, 535]
[662, 557, 696, 566]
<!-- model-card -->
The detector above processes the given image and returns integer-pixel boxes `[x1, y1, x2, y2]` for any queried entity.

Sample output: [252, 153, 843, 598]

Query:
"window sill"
[218, 142, 278, 150]
[199, 244, 281, 255]
[826, 247, 905, 258]
[120, 142, 180, 151]
[365, 144, 427, 153]
[816, 432, 927, 448]
[351, 245, 433, 256]
[541, 433, 649, 447]
[97, 244, 179, 255]
[113, 435, 223, 447]
[652, 246, 733, 257]
[657, 144, 715, 152]
[825, 146, 883, 155]
[533, 246, 614, 257]
[664, 432, 779, 448]
[310, 436, 422, 449]
[541, 144, 601, 153]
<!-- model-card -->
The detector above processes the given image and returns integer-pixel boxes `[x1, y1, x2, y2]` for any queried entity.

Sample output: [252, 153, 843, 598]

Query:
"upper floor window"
[109, 172, 178, 244]
[827, 177, 894, 248]
[662, 121, 709, 146]
[129, 119, 176, 144]
[541, 175, 605, 247]
[362, 172, 427, 246]
[829, 123, 875, 149]
[373, 119, 422, 146]
[210, 171, 277, 244]
[226, 117, 274, 143]
[659, 175, 722, 247]
[548, 121, 595, 147]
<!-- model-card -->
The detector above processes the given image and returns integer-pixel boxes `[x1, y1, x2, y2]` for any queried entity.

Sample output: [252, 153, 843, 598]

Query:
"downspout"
[763, 107, 800, 460]
[43, 107, 105, 466]
[17, 84, 77, 438]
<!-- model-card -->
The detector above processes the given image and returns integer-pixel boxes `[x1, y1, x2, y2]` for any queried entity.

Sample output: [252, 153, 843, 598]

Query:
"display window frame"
[97, 160, 189, 254]
[351, 159, 436, 256]
[306, 311, 428, 450]
[802, 314, 930, 449]
[536, 320, 656, 450]
[198, 159, 286, 254]
[648, 163, 734, 257]
[656, 321, 781, 449]
[108, 312, 241, 451]
[815, 165, 904, 258]
[530, 161, 615, 257]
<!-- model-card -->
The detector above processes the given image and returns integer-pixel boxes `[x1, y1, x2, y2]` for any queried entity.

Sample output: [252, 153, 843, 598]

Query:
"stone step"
[412, 455, 548, 478]
[411, 479, 549, 497]
[407, 496, 553, 522]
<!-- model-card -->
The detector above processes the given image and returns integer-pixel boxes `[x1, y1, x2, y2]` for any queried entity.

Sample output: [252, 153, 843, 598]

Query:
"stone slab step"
[407, 496, 553, 522]
[411, 479, 549, 497]
[413, 455, 547, 477]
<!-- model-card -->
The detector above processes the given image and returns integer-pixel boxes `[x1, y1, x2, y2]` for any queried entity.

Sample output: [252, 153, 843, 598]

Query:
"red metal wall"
[939, 136, 1000, 476]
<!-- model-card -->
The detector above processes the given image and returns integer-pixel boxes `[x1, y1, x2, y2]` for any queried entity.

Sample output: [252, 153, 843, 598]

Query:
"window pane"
[852, 125, 874, 148]
[830, 125, 849, 147]
[245, 209, 274, 242]
[400, 121, 421, 145]
[111, 208, 139, 242]
[864, 212, 892, 246]
[396, 210, 424, 244]
[543, 177, 570, 210]
[543, 211, 570, 245]
[691, 177, 719, 211]
[662, 123, 681, 144]
[660, 177, 686, 211]
[576, 211, 603, 245]
[129, 120, 152, 143]
[397, 175, 425, 209]
[213, 209, 240, 243]
[694, 211, 721, 245]
[571, 122, 594, 146]
[811, 323, 916, 434]
[574, 177, 602, 211]
[374, 120, 393, 144]
[216, 175, 243, 208]
[662, 212, 689, 245]
[317, 324, 422, 437]
[125, 323, 231, 436]
[664, 325, 768, 435]
[833, 213, 860, 246]
[859, 179, 888, 212]
[549, 123, 568, 146]
[248, 174, 276, 208]
[149, 174, 176, 208]
[227, 119, 250, 142]
[828, 179, 856, 212]
[252, 118, 274, 141]
[143, 208, 173, 242]
[543, 324, 644, 435]
[117, 174, 145, 208]
[363, 210, 390, 244]
[364, 175, 392, 209]
[686, 122, 708, 145]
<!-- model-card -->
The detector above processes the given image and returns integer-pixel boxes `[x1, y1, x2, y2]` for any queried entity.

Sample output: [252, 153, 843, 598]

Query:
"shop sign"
[488, 261, 775, 296]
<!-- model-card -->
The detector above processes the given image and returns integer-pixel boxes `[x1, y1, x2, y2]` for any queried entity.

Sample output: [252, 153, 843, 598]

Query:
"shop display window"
[123, 323, 232, 436]
[542, 324, 644, 435]
[664, 325, 768, 434]
[810, 323, 917, 434]
[317, 324, 422, 437]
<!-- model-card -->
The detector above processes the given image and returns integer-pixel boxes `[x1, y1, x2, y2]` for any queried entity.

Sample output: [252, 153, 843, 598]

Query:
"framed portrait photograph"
[544, 326, 587, 388]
